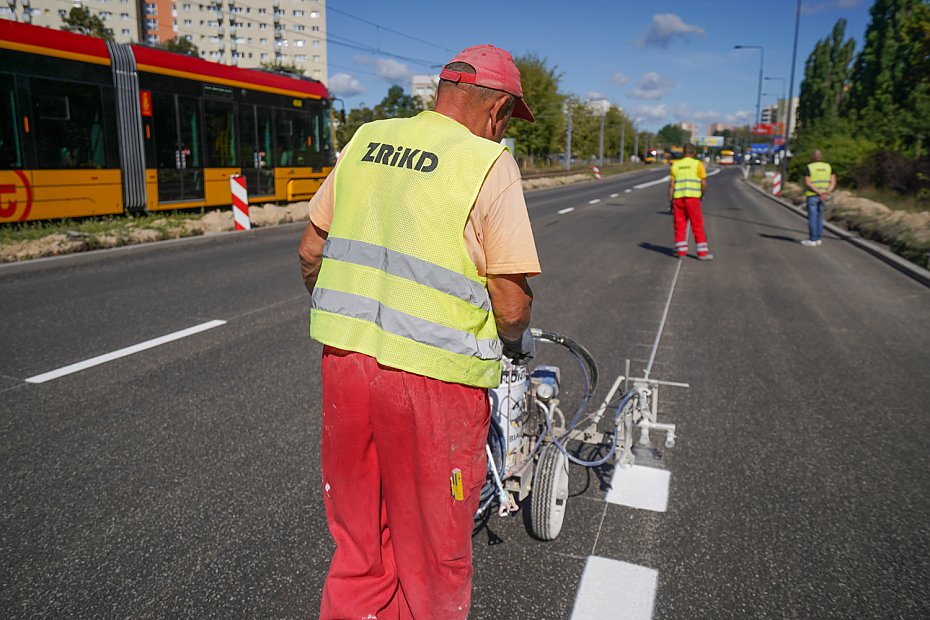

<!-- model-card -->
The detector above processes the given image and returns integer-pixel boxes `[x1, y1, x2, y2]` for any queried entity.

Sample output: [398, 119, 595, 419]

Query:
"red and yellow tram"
[0, 19, 335, 223]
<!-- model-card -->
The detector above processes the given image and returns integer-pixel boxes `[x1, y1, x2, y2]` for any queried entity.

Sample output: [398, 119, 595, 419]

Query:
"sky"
[324, 0, 873, 133]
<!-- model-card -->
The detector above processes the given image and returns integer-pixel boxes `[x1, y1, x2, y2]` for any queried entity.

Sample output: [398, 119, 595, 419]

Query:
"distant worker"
[298, 44, 540, 618]
[801, 149, 837, 247]
[669, 142, 713, 260]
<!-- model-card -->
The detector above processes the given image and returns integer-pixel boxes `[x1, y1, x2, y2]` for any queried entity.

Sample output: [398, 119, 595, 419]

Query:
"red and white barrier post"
[592, 165, 601, 180]
[771, 173, 782, 197]
[231, 174, 250, 230]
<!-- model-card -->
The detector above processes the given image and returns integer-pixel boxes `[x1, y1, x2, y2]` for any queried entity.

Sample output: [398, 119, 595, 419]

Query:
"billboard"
[752, 122, 785, 136]
[696, 136, 725, 147]
[751, 143, 771, 154]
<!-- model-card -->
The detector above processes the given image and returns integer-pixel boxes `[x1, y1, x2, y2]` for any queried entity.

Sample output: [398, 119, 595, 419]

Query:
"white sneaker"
[814, 240, 822, 246]
[800, 239, 817, 246]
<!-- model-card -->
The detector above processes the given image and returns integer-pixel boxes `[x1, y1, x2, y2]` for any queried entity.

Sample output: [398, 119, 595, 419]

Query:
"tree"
[61, 7, 113, 41]
[845, 0, 929, 150]
[373, 85, 423, 120]
[797, 19, 855, 134]
[504, 54, 566, 163]
[656, 123, 689, 148]
[260, 61, 305, 76]
[159, 37, 200, 57]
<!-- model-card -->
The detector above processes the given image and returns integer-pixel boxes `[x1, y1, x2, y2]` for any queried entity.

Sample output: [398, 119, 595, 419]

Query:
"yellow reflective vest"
[670, 157, 704, 198]
[310, 111, 507, 388]
[805, 161, 833, 196]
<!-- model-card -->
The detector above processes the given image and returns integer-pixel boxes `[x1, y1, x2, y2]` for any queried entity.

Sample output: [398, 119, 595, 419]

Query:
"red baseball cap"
[439, 44, 535, 122]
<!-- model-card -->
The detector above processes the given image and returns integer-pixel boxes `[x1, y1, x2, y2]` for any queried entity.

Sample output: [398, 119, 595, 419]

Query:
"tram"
[0, 20, 335, 223]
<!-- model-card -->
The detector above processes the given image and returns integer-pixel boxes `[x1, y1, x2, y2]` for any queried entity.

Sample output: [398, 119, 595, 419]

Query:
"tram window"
[31, 78, 107, 169]
[204, 99, 236, 167]
[257, 105, 274, 168]
[151, 92, 178, 169]
[176, 96, 202, 168]
[0, 74, 22, 169]
[274, 108, 311, 167]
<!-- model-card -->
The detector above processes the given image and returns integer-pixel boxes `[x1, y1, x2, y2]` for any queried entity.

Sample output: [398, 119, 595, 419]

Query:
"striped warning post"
[772, 172, 782, 197]
[592, 166, 601, 180]
[231, 175, 250, 230]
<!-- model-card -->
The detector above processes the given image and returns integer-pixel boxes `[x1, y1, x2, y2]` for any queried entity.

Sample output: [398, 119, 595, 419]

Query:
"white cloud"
[632, 104, 671, 122]
[725, 110, 752, 124]
[375, 58, 412, 83]
[609, 72, 630, 85]
[635, 13, 705, 49]
[354, 55, 374, 65]
[328, 73, 366, 98]
[629, 72, 674, 100]
[586, 91, 608, 102]
[801, 0, 863, 15]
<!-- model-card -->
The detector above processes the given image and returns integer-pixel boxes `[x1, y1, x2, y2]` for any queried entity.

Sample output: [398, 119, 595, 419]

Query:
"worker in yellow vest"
[298, 44, 540, 619]
[802, 150, 837, 246]
[669, 142, 713, 260]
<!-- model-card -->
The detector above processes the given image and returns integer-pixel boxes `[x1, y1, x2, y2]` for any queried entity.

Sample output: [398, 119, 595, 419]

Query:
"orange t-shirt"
[308, 148, 540, 277]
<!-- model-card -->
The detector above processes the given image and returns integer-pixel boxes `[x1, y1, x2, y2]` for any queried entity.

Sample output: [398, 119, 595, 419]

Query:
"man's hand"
[501, 329, 535, 365]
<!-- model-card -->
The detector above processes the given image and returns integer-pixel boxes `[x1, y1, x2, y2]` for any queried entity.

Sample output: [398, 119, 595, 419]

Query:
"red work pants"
[319, 346, 490, 619]
[673, 197, 710, 257]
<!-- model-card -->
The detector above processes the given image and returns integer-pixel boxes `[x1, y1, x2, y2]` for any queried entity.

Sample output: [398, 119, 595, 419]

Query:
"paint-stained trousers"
[673, 197, 710, 257]
[319, 346, 490, 619]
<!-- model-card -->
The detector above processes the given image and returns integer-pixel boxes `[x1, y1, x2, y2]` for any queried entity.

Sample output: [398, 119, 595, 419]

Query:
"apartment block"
[1, 0, 327, 83]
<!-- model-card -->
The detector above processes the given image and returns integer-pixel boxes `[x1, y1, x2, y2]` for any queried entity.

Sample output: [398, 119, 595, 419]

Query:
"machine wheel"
[529, 444, 570, 541]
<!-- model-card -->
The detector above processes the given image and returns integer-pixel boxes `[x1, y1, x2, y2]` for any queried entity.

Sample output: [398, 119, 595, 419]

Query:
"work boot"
[698, 253, 714, 261]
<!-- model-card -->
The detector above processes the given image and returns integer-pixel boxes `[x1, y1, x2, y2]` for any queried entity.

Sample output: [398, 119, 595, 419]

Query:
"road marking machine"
[477, 329, 688, 540]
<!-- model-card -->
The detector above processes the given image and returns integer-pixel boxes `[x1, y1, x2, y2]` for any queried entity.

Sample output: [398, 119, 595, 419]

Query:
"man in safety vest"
[801, 150, 837, 246]
[298, 44, 540, 618]
[668, 142, 713, 260]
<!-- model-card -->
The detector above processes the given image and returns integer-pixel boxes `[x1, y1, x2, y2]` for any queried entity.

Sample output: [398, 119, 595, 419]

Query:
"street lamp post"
[782, 0, 802, 181]
[734, 45, 765, 129]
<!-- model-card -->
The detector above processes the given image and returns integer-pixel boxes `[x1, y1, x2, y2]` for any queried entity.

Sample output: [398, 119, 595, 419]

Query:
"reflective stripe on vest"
[322, 237, 492, 312]
[671, 157, 703, 198]
[805, 161, 832, 196]
[309, 111, 506, 388]
[312, 288, 502, 360]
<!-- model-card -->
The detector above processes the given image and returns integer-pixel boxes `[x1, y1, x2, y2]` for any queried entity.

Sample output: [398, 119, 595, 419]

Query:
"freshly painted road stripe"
[610, 193, 619, 198]
[25, 320, 227, 384]
[588, 198, 601, 205]
[605, 464, 671, 512]
[633, 175, 670, 190]
[558, 207, 575, 214]
[625, 188, 633, 193]
[707, 168, 722, 177]
[571, 556, 658, 619]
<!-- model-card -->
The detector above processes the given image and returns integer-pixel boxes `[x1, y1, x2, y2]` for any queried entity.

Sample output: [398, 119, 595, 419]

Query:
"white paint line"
[707, 168, 721, 177]
[558, 207, 575, 215]
[610, 193, 619, 198]
[588, 199, 601, 205]
[624, 188, 633, 193]
[633, 175, 670, 190]
[571, 556, 658, 620]
[605, 464, 671, 512]
[25, 320, 227, 384]
[644, 257, 682, 379]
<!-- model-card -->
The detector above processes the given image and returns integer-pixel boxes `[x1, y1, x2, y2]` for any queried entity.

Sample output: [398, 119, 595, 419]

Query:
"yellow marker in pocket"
[450, 468, 464, 501]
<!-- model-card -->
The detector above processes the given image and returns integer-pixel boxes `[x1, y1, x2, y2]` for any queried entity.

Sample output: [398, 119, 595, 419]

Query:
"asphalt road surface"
[1, 166, 928, 619]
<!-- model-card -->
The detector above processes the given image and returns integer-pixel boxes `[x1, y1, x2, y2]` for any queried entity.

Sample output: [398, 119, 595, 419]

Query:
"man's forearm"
[300, 255, 323, 296]
[298, 220, 328, 296]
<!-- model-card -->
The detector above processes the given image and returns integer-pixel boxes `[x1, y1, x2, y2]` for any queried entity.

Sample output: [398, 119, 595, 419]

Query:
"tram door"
[238, 105, 275, 197]
[152, 93, 204, 203]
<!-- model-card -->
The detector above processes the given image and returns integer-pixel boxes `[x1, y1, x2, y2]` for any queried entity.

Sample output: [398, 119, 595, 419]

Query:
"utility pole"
[781, 0, 802, 181]
[633, 129, 639, 163]
[620, 121, 626, 167]
[598, 112, 605, 168]
[564, 104, 573, 171]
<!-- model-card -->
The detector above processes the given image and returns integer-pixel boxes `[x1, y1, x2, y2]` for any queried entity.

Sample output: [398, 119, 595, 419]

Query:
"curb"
[742, 177, 930, 289]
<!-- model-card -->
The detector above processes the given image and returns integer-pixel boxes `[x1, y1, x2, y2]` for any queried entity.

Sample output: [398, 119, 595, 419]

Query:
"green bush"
[789, 131, 879, 187]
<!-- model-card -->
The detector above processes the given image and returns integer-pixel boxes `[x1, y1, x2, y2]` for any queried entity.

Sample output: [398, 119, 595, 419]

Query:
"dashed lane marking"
[25, 320, 227, 384]
[605, 464, 671, 512]
[588, 199, 601, 205]
[625, 188, 633, 193]
[610, 193, 619, 198]
[633, 175, 670, 190]
[558, 207, 575, 214]
[571, 556, 658, 620]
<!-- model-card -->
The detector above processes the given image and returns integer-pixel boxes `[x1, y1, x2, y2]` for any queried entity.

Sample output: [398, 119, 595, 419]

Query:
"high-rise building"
[411, 74, 438, 106]
[679, 121, 698, 143]
[0, 0, 327, 82]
